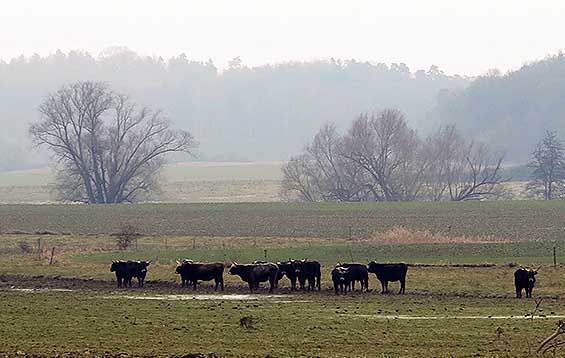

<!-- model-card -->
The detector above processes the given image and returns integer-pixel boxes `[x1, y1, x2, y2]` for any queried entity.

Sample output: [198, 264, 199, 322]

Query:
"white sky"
[1, 0, 565, 76]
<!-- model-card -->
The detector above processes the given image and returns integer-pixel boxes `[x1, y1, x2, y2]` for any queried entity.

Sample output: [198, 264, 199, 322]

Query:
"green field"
[0, 201, 564, 240]
[1, 201, 565, 357]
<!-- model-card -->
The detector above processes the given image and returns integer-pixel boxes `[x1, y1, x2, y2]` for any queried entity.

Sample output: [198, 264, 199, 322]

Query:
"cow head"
[332, 266, 350, 282]
[367, 261, 378, 273]
[110, 260, 125, 272]
[228, 262, 240, 275]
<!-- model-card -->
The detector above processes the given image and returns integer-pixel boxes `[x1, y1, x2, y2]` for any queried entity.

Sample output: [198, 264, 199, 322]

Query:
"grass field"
[1, 201, 565, 357]
[0, 201, 564, 240]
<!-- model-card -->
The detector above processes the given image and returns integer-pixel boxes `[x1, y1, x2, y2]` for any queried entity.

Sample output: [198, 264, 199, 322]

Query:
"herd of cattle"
[110, 259, 538, 298]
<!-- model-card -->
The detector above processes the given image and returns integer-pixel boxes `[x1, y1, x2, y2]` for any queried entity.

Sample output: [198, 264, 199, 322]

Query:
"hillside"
[0, 48, 467, 171]
[431, 52, 565, 161]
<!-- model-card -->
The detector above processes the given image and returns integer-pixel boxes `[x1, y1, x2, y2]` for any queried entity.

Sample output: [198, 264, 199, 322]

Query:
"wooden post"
[192, 237, 196, 250]
[553, 246, 557, 268]
[37, 238, 42, 260]
[348, 225, 352, 240]
[264, 249, 267, 260]
[135, 238, 138, 250]
[49, 247, 55, 265]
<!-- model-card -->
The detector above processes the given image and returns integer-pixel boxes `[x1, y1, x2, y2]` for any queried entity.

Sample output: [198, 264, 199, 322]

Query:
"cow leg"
[516, 287, 522, 298]
[399, 279, 405, 294]
[317, 274, 321, 291]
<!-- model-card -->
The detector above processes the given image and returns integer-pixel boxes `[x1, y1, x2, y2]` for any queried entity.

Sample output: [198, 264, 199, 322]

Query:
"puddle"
[6, 288, 75, 293]
[345, 314, 565, 320]
[104, 294, 290, 301]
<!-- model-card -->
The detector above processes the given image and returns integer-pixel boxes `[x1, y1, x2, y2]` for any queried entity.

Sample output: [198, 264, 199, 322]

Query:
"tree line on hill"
[0, 47, 467, 171]
[431, 52, 565, 162]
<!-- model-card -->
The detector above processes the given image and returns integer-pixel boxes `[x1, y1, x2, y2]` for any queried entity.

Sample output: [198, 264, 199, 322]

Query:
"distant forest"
[0, 47, 467, 171]
[1, 48, 564, 172]
[432, 52, 565, 162]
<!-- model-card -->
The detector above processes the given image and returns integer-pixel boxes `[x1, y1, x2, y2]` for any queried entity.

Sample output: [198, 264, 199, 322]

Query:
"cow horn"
[176, 260, 180, 265]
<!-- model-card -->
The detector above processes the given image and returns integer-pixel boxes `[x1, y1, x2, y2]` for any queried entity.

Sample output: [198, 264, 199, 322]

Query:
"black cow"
[126, 260, 151, 287]
[110, 260, 150, 288]
[367, 261, 408, 294]
[331, 266, 351, 295]
[514, 267, 538, 298]
[175, 260, 225, 291]
[228, 262, 279, 293]
[293, 259, 321, 291]
[275, 261, 298, 290]
[110, 260, 130, 288]
[336, 263, 368, 291]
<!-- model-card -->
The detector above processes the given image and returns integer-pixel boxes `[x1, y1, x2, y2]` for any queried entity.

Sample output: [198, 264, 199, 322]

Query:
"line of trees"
[282, 109, 505, 202]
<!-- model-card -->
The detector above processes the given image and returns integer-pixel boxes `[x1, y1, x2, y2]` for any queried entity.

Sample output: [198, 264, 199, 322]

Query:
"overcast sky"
[2, 0, 564, 76]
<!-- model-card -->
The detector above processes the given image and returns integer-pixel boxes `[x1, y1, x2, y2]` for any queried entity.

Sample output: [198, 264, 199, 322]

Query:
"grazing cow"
[331, 266, 351, 295]
[293, 259, 321, 291]
[126, 260, 151, 287]
[367, 261, 408, 294]
[228, 262, 279, 293]
[175, 260, 225, 291]
[514, 267, 538, 298]
[336, 263, 369, 291]
[110, 260, 130, 288]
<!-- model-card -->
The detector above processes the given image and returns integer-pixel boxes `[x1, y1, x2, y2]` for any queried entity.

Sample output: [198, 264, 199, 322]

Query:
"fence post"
[553, 246, 557, 268]
[49, 247, 56, 265]
[264, 249, 267, 260]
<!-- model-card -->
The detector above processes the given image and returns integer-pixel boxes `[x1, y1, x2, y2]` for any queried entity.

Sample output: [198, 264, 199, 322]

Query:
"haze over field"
[1, 1, 564, 178]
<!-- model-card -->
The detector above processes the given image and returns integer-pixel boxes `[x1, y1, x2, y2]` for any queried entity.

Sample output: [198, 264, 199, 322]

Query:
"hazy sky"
[2, 0, 565, 76]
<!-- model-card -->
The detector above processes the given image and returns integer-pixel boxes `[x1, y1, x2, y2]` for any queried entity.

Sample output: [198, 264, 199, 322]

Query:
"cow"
[110, 260, 150, 288]
[336, 263, 368, 291]
[275, 261, 298, 290]
[293, 259, 321, 291]
[331, 266, 351, 295]
[126, 260, 151, 287]
[110, 260, 130, 288]
[228, 262, 279, 293]
[514, 267, 538, 298]
[175, 260, 225, 291]
[367, 261, 408, 294]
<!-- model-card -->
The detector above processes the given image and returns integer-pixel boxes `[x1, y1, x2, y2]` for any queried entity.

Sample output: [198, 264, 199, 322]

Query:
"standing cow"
[110, 260, 150, 288]
[110, 260, 130, 288]
[175, 260, 225, 291]
[229, 262, 279, 293]
[126, 260, 151, 287]
[336, 263, 368, 292]
[514, 267, 538, 298]
[293, 259, 321, 291]
[368, 261, 408, 294]
[275, 261, 298, 290]
[331, 266, 351, 295]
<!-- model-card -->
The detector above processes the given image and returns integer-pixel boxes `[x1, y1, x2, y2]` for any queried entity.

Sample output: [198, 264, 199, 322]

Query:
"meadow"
[1, 201, 564, 357]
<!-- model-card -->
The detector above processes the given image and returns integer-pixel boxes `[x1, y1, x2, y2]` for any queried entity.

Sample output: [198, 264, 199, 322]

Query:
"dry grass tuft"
[363, 227, 510, 245]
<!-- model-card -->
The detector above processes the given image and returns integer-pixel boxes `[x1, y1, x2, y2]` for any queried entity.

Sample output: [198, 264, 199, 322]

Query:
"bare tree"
[281, 124, 371, 202]
[447, 141, 505, 201]
[30, 81, 196, 203]
[423, 126, 505, 201]
[281, 153, 318, 202]
[527, 131, 565, 200]
[342, 109, 428, 201]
